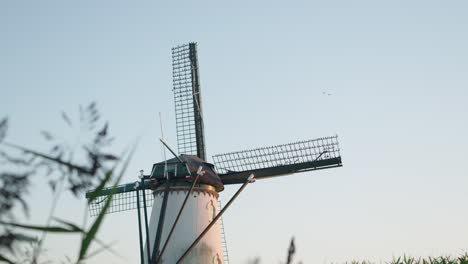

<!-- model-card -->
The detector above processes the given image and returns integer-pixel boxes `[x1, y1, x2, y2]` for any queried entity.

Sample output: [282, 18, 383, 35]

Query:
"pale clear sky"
[1, 1, 468, 263]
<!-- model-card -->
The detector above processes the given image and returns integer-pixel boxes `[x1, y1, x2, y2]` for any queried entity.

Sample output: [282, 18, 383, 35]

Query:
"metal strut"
[141, 177, 151, 263]
[135, 185, 144, 264]
[151, 180, 170, 263]
[176, 174, 255, 264]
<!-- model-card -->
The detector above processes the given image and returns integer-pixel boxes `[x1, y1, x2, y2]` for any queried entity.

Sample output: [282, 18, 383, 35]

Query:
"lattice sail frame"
[172, 43, 206, 160]
[212, 135, 340, 174]
[86, 182, 155, 217]
[88, 190, 154, 217]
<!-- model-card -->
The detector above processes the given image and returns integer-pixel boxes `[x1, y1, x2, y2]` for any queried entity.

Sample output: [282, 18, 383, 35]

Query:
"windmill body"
[143, 155, 225, 263]
[144, 183, 223, 263]
[86, 42, 343, 264]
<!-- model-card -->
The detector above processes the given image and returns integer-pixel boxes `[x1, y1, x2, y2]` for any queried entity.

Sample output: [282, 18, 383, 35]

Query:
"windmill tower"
[86, 43, 343, 264]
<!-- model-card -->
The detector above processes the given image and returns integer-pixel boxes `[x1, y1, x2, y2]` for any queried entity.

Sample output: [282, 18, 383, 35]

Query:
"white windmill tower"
[86, 43, 343, 264]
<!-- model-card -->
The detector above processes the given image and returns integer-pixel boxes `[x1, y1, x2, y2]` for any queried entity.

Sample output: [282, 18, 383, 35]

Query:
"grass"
[341, 253, 468, 264]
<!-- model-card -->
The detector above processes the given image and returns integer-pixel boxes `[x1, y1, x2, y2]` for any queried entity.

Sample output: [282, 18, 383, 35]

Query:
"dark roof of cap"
[151, 155, 224, 192]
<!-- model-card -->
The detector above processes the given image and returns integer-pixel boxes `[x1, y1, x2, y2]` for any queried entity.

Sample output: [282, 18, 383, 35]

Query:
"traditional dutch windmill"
[86, 43, 343, 264]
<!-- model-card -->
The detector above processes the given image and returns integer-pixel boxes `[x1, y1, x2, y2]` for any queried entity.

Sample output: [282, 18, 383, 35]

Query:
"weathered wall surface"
[144, 185, 223, 263]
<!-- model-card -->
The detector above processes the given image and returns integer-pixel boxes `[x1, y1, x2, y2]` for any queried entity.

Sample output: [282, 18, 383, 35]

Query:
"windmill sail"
[172, 43, 206, 160]
[86, 181, 154, 216]
[212, 135, 342, 185]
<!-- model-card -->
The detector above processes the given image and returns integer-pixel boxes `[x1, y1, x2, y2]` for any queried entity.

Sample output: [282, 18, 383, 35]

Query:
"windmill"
[86, 43, 343, 264]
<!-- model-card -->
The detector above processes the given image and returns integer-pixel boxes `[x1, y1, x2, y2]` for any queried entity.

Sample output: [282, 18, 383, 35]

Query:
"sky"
[1, 0, 468, 263]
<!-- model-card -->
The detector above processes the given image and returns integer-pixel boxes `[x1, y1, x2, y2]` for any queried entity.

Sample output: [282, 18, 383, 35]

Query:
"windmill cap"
[150, 154, 224, 192]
